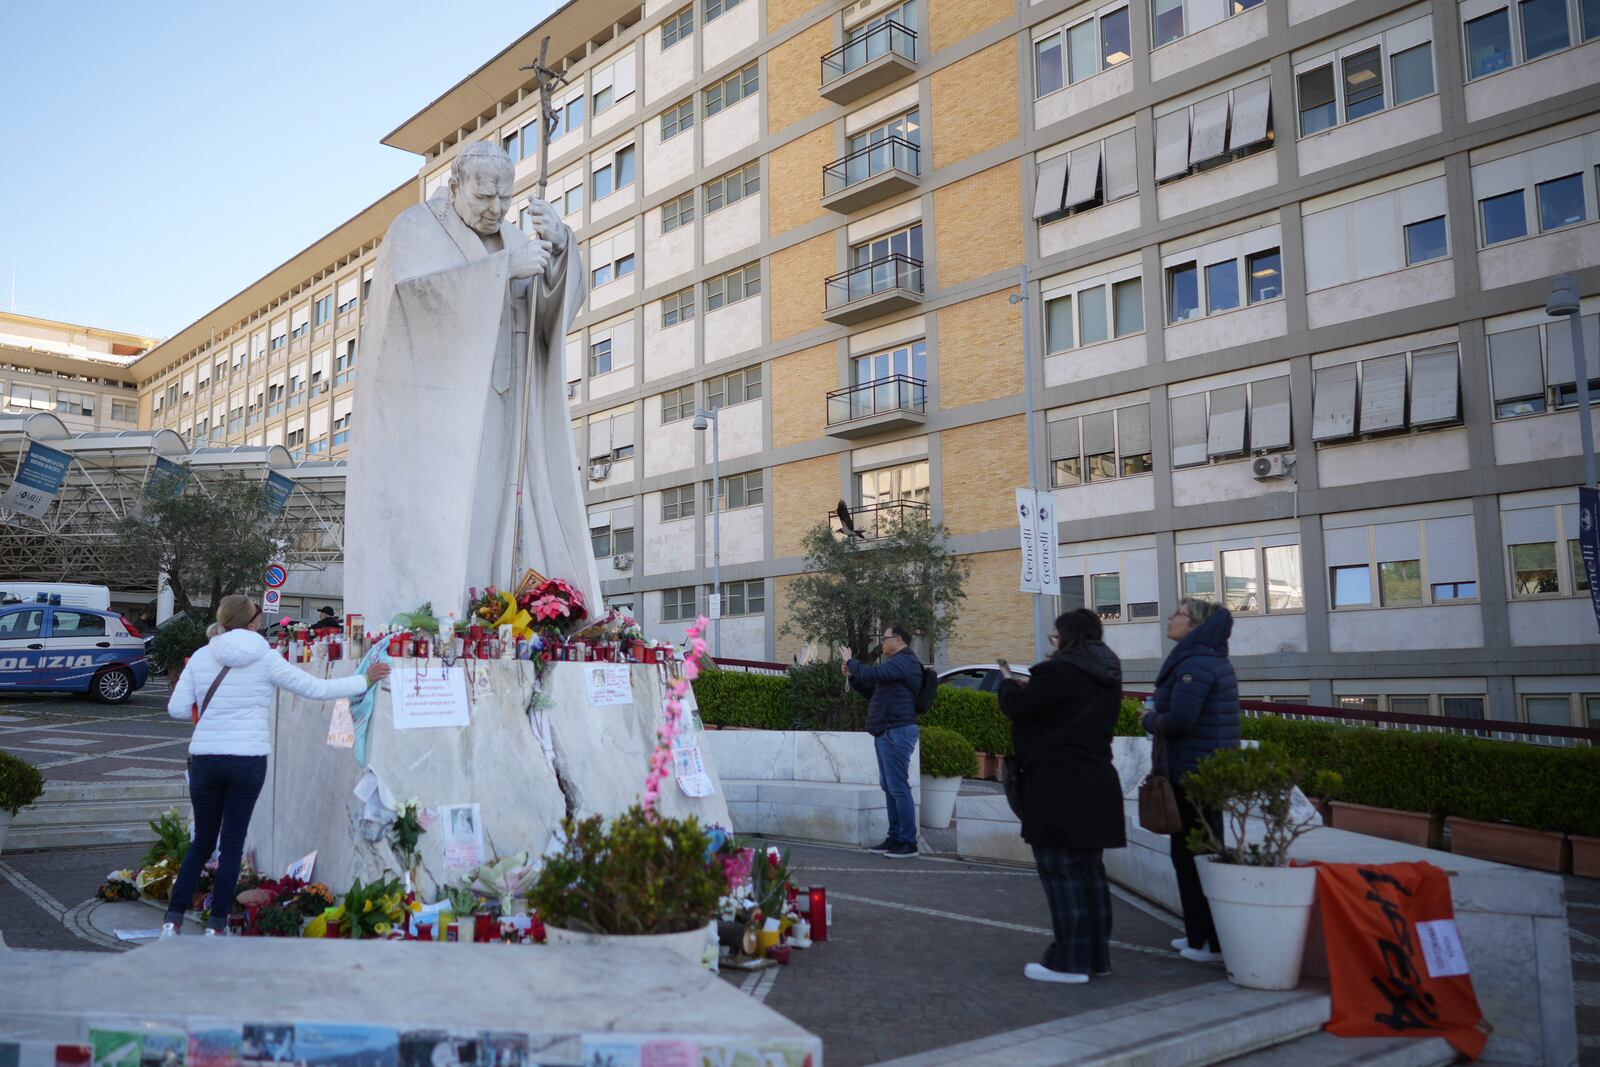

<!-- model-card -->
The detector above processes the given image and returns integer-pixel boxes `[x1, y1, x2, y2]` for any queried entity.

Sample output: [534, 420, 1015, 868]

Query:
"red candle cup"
[767, 944, 792, 965]
[474, 912, 495, 943]
[808, 886, 827, 942]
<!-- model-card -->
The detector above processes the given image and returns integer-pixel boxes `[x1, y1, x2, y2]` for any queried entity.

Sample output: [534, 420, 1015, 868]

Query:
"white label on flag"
[1016, 488, 1040, 593]
[1415, 919, 1470, 977]
[1036, 492, 1058, 592]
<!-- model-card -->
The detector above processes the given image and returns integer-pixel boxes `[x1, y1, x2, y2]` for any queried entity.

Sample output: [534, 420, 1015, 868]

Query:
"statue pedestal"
[245, 661, 729, 895]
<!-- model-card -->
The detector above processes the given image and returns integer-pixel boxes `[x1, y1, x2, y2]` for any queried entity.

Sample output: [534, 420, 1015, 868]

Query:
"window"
[846, 224, 923, 303]
[1536, 173, 1586, 232]
[1170, 376, 1292, 466]
[1404, 217, 1448, 265]
[55, 391, 93, 417]
[1487, 316, 1600, 418]
[286, 427, 306, 448]
[1032, 129, 1138, 222]
[1168, 263, 1199, 322]
[1247, 249, 1282, 302]
[1503, 501, 1595, 596]
[705, 263, 761, 311]
[661, 386, 696, 424]
[715, 579, 765, 616]
[1465, 9, 1515, 75]
[704, 0, 744, 23]
[332, 411, 351, 446]
[1264, 544, 1306, 611]
[50, 611, 105, 637]
[1331, 564, 1373, 607]
[591, 512, 635, 558]
[662, 6, 694, 47]
[1481, 190, 1528, 244]
[165, 384, 179, 408]
[111, 398, 137, 423]
[307, 437, 327, 455]
[856, 460, 930, 511]
[1379, 559, 1422, 605]
[590, 339, 613, 376]
[837, 111, 921, 192]
[1391, 43, 1436, 103]
[1060, 545, 1159, 622]
[1165, 244, 1281, 323]
[1048, 404, 1152, 486]
[589, 231, 637, 288]
[843, 342, 928, 420]
[1293, 20, 1436, 134]
[0, 610, 43, 638]
[662, 586, 697, 622]
[1154, 80, 1272, 182]
[662, 192, 694, 233]
[662, 485, 697, 522]
[661, 98, 694, 141]
[271, 330, 287, 351]
[1341, 48, 1385, 121]
[313, 294, 333, 326]
[552, 94, 586, 139]
[662, 288, 695, 327]
[1463, 0, 1597, 77]
[711, 471, 765, 510]
[704, 64, 758, 118]
[1205, 259, 1239, 313]
[1298, 65, 1337, 135]
[335, 340, 357, 386]
[1326, 515, 1478, 608]
[705, 162, 760, 213]
[1521, 0, 1570, 57]
[592, 144, 636, 200]
[705, 366, 762, 410]
[1033, 3, 1132, 97]
[1312, 345, 1461, 441]
[1044, 273, 1143, 352]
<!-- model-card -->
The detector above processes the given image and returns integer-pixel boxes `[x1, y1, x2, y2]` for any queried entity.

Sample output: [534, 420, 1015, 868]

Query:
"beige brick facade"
[769, 125, 833, 237]
[944, 550, 1037, 667]
[934, 160, 1022, 288]
[929, 0, 1013, 54]
[771, 573, 805, 663]
[930, 40, 1018, 170]
[940, 414, 1026, 536]
[769, 233, 835, 341]
[771, 342, 835, 448]
[767, 20, 832, 134]
[937, 291, 1022, 410]
[772, 453, 841, 558]
[767, 0, 822, 33]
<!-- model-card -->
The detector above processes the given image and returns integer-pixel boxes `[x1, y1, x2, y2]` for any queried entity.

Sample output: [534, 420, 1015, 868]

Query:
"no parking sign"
[263, 588, 282, 615]
[262, 562, 286, 615]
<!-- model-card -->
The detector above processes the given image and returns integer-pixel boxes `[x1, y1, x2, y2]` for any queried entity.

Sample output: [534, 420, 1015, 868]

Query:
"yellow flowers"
[363, 899, 374, 913]
[374, 921, 392, 936]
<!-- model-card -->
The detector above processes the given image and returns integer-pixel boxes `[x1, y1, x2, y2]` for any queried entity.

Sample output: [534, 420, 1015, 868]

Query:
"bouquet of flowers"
[340, 875, 412, 939]
[291, 883, 335, 917]
[96, 869, 140, 902]
[518, 577, 586, 632]
[393, 799, 426, 873]
[472, 853, 536, 909]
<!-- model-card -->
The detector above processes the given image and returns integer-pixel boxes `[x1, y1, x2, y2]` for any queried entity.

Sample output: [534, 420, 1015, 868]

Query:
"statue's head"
[448, 142, 517, 237]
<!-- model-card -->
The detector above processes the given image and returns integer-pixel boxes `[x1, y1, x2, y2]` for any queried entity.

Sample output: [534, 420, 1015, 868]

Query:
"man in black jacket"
[842, 624, 922, 858]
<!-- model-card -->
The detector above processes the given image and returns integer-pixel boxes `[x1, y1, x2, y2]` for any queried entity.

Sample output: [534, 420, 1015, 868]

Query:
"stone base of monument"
[245, 661, 730, 898]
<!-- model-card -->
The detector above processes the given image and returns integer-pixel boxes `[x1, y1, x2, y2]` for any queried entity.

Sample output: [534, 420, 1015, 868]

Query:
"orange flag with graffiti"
[1314, 861, 1491, 1059]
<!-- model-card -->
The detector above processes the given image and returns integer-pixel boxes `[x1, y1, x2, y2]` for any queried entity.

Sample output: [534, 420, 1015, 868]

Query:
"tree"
[115, 471, 312, 618]
[783, 512, 968, 660]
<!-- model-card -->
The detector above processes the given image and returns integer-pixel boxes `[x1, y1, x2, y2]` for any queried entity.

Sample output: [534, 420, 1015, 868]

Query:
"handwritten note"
[392, 665, 471, 729]
[673, 740, 715, 798]
[585, 664, 634, 707]
[326, 698, 355, 749]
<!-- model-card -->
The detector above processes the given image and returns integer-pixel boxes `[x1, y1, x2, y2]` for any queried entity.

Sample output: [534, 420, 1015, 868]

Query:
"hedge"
[693, 671, 791, 730]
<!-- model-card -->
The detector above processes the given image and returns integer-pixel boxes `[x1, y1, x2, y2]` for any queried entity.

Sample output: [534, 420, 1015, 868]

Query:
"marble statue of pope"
[345, 142, 602, 625]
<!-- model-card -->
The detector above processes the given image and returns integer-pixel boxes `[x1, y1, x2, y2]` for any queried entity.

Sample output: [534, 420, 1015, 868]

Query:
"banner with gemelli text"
[1579, 486, 1599, 635]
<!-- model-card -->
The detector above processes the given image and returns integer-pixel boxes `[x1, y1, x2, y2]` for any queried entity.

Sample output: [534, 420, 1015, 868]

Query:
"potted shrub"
[1183, 742, 1340, 991]
[0, 750, 46, 857]
[528, 805, 724, 970]
[919, 725, 977, 829]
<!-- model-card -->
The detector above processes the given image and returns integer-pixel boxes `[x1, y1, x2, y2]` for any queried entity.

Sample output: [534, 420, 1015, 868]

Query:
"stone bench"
[701, 729, 918, 848]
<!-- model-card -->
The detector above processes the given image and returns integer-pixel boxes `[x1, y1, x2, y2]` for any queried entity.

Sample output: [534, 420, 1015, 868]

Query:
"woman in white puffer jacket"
[162, 594, 390, 935]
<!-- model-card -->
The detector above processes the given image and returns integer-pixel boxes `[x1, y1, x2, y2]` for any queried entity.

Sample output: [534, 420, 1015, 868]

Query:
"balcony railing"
[828, 498, 930, 541]
[824, 254, 924, 324]
[819, 21, 918, 102]
[827, 374, 926, 427]
[821, 137, 921, 212]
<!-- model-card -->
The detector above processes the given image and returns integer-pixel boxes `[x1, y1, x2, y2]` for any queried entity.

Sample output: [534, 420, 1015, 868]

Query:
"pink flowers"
[519, 578, 587, 626]
[643, 616, 709, 819]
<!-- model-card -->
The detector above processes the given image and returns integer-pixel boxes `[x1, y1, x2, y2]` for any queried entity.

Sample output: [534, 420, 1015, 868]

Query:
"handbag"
[1001, 754, 1023, 818]
[1138, 722, 1185, 835]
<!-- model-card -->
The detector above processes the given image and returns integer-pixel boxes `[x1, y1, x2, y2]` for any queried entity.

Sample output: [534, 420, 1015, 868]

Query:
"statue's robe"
[345, 190, 601, 624]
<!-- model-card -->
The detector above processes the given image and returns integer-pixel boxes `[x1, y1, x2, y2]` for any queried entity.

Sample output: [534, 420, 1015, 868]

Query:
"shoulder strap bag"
[1138, 718, 1184, 835]
[190, 666, 232, 724]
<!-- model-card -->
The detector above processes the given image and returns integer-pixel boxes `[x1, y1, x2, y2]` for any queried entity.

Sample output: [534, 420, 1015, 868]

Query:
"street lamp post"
[1547, 274, 1596, 488]
[692, 408, 722, 656]
[1010, 264, 1051, 663]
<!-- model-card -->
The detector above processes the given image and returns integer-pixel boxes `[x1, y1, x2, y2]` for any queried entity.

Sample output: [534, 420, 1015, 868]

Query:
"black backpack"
[914, 665, 939, 714]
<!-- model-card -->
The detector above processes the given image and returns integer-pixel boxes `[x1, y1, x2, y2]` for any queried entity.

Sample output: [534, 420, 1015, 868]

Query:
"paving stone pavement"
[0, 683, 194, 783]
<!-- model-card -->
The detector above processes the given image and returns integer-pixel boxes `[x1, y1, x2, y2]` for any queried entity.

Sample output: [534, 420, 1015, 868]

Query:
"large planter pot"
[1447, 816, 1570, 872]
[919, 776, 962, 829]
[1570, 835, 1600, 880]
[545, 920, 718, 972]
[1329, 801, 1443, 850]
[1195, 857, 1318, 991]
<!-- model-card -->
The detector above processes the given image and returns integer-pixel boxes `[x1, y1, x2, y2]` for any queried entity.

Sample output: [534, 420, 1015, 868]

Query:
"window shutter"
[1228, 80, 1271, 151]
[589, 509, 612, 530]
[1302, 205, 1352, 291]
[290, 306, 310, 332]
[336, 278, 359, 306]
[1249, 376, 1291, 450]
[1123, 549, 1159, 604]
[613, 52, 637, 99]
[1373, 521, 1420, 563]
[266, 426, 284, 447]
[1032, 155, 1069, 219]
[289, 361, 307, 383]
[1501, 505, 1555, 544]
[1170, 393, 1209, 466]
[1408, 346, 1460, 426]
[1103, 130, 1138, 201]
[1488, 327, 1545, 401]
[309, 407, 330, 439]
[312, 348, 332, 378]
[1398, 177, 1448, 226]
[1206, 385, 1248, 456]
[1155, 111, 1191, 180]
[1081, 410, 1115, 456]
[1312, 364, 1358, 441]
[333, 395, 355, 420]
[1324, 526, 1370, 567]
[1047, 416, 1079, 461]
[1424, 516, 1478, 584]
[613, 503, 635, 530]
[1118, 404, 1152, 457]
[1063, 143, 1103, 210]
[612, 412, 636, 449]
[1188, 94, 1230, 165]
[1545, 314, 1600, 388]
[1353, 191, 1401, 279]
[1358, 353, 1407, 434]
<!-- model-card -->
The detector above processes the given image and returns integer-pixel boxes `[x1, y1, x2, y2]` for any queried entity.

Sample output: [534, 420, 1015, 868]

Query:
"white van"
[0, 583, 112, 611]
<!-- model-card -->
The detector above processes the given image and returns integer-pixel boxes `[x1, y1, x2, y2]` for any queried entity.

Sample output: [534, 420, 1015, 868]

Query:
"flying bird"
[836, 499, 867, 541]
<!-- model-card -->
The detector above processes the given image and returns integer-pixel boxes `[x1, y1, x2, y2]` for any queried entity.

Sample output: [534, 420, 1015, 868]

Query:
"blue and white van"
[0, 604, 151, 704]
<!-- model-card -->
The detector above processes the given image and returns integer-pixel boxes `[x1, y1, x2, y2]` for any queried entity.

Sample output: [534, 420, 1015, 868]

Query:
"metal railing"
[711, 657, 789, 676]
[822, 136, 920, 197]
[826, 374, 927, 425]
[824, 253, 923, 311]
[820, 20, 917, 86]
[828, 497, 930, 541]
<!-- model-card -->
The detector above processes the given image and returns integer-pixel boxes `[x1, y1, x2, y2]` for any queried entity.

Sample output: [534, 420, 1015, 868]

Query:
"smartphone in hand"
[996, 657, 1011, 678]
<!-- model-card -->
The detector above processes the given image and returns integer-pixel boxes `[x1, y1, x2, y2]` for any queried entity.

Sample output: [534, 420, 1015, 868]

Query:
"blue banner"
[144, 456, 188, 500]
[1580, 486, 1600, 635]
[0, 441, 71, 519]
[263, 471, 295, 514]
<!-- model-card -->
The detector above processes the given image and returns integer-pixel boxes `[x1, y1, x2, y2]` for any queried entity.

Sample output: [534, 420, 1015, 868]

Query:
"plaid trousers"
[1031, 845, 1113, 975]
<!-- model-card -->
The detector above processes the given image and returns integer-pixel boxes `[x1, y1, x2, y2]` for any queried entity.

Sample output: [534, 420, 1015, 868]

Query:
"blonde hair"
[216, 594, 259, 632]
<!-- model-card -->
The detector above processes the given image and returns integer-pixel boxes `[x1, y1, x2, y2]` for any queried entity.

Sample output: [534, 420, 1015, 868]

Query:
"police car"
[0, 602, 151, 704]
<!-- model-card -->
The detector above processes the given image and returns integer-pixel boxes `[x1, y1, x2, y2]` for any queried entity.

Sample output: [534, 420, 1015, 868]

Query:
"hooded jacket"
[167, 629, 371, 756]
[1142, 608, 1241, 779]
[847, 647, 922, 736]
[997, 640, 1127, 850]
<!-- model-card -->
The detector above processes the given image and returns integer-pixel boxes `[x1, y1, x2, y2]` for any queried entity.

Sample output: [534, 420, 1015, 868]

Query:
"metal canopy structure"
[0, 419, 347, 596]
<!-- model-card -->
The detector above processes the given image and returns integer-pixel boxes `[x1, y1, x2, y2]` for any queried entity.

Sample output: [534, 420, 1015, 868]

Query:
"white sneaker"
[158, 922, 178, 939]
[1024, 963, 1089, 984]
[1179, 945, 1225, 963]
[1170, 936, 1188, 951]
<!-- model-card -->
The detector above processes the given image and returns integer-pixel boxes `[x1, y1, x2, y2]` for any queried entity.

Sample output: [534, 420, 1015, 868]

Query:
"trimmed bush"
[923, 687, 1011, 754]
[0, 750, 45, 817]
[693, 671, 791, 730]
[1115, 699, 1144, 737]
[787, 660, 867, 731]
[920, 725, 979, 780]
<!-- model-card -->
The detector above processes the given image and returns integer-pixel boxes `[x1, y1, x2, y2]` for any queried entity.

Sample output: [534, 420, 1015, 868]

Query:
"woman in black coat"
[998, 608, 1127, 985]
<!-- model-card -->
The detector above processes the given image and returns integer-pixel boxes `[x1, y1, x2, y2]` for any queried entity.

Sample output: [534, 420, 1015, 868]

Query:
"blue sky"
[0, 2, 554, 339]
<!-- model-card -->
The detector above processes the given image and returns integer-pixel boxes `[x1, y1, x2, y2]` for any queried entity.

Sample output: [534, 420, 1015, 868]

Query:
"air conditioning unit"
[587, 461, 612, 481]
[566, 382, 579, 399]
[612, 553, 633, 570]
[1251, 453, 1292, 480]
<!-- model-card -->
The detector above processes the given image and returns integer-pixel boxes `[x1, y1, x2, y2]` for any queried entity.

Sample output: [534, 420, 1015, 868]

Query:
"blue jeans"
[873, 724, 919, 844]
[165, 755, 268, 931]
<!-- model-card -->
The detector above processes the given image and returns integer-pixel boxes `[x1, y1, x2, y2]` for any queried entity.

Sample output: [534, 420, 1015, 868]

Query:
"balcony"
[824, 254, 924, 325]
[828, 498, 930, 541]
[821, 136, 920, 214]
[819, 21, 918, 104]
[826, 374, 927, 438]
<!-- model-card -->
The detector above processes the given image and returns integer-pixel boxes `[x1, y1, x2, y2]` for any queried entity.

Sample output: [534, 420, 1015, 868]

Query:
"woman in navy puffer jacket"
[1141, 598, 1240, 963]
